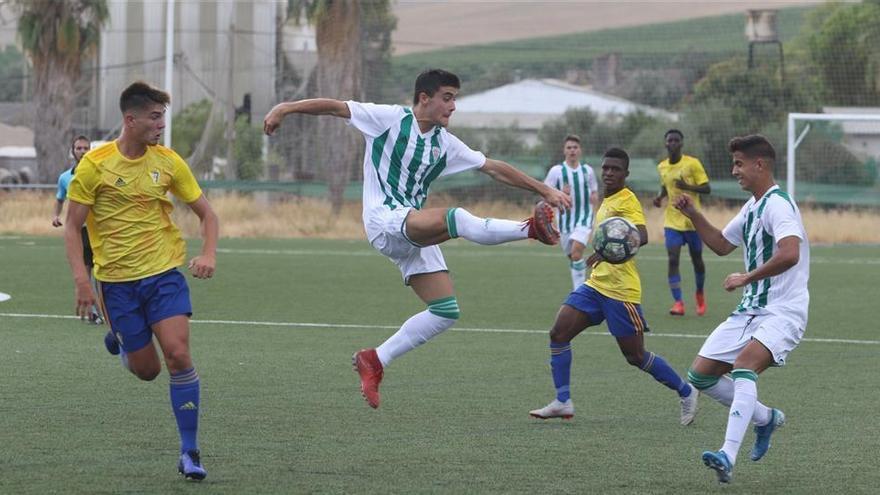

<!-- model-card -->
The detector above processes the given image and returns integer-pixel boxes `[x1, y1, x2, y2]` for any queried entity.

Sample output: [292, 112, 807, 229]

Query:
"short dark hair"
[71, 135, 89, 148]
[563, 134, 581, 145]
[728, 134, 776, 162]
[665, 129, 683, 139]
[120, 81, 171, 113]
[413, 69, 460, 106]
[603, 147, 630, 169]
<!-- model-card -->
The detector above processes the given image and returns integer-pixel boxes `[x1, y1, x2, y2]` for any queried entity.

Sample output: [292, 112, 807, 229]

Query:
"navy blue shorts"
[564, 285, 648, 337]
[664, 227, 703, 252]
[98, 268, 192, 353]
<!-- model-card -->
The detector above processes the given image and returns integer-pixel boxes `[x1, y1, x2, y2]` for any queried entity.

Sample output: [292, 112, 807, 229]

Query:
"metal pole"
[163, 0, 175, 147]
[786, 113, 795, 198]
[226, 22, 237, 179]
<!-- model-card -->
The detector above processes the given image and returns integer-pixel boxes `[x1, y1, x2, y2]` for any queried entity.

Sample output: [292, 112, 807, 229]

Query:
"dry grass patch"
[2, 190, 878, 244]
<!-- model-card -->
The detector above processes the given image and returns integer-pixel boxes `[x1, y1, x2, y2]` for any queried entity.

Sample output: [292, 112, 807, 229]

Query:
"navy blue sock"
[169, 367, 200, 453]
[550, 342, 572, 402]
[695, 271, 706, 292]
[640, 352, 690, 397]
[668, 274, 682, 302]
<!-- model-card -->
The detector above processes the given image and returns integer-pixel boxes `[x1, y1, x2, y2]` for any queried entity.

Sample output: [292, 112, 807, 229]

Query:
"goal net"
[787, 112, 880, 207]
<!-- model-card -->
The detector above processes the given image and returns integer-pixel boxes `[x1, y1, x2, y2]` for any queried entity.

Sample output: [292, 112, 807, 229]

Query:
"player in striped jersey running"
[543, 134, 599, 290]
[674, 135, 810, 484]
[263, 69, 571, 409]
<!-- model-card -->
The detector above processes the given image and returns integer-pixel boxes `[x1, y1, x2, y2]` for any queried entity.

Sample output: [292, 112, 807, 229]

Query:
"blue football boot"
[103, 330, 120, 355]
[178, 449, 207, 481]
[702, 450, 733, 484]
[751, 408, 785, 461]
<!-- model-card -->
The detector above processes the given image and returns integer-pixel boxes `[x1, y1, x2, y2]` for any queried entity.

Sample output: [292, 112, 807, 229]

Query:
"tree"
[0, 45, 26, 102]
[805, 0, 880, 106]
[286, 0, 395, 214]
[8, 0, 108, 182]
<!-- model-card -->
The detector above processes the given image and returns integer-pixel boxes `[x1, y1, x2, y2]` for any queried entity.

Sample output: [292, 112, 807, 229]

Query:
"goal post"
[787, 112, 880, 201]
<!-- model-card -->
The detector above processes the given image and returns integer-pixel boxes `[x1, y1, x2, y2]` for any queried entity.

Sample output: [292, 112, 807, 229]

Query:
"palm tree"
[286, 0, 393, 213]
[9, 0, 108, 182]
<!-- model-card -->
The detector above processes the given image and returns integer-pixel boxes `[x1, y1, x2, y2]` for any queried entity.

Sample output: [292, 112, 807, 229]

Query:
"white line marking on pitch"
[1, 312, 878, 345]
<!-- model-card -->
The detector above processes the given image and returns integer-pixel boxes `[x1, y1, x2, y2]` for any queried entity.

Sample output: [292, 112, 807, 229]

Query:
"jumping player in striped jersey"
[263, 69, 571, 409]
[543, 134, 599, 290]
[529, 148, 697, 425]
[675, 135, 810, 484]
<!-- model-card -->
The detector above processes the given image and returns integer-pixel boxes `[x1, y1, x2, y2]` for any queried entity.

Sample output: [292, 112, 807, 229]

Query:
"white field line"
[2, 240, 878, 265]
[1, 312, 878, 345]
[213, 247, 880, 265]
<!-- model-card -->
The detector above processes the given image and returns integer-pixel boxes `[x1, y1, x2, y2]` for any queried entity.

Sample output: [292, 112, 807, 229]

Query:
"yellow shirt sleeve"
[621, 192, 646, 226]
[169, 151, 203, 203]
[67, 157, 99, 206]
[690, 157, 709, 185]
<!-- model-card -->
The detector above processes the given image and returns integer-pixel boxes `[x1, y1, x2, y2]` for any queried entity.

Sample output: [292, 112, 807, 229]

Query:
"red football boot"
[669, 300, 685, 316]
[525, 201, 559, 245]
[696, 292, 707, 316]
[352, 348, 384, 409]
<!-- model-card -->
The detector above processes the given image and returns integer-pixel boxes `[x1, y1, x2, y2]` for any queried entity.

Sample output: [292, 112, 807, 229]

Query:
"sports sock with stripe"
[570, 258, 586, 290]
[446, 208, 527, 245]
[169, 367, 200, 453]
[640, 352, 691, 397]
[550, 342, 572, 402]
[668, 274, 682, 302]
[687, 370, 771, 425]
[376, 297, 459, 366]
[720, 369, 759, 464]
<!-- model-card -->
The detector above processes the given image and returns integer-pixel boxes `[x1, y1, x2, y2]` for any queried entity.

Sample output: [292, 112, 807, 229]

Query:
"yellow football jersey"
[68, 142, 203, 282]
[587, 188, 645, 304]
[657, 154, 709, 231]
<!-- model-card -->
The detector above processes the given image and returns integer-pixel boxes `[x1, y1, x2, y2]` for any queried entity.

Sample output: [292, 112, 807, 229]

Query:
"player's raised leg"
[403, 204, 559, 248]
[612, 306, 697, 425]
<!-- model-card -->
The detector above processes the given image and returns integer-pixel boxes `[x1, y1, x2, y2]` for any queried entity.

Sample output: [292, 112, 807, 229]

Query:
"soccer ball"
[592, 216, 641, 264]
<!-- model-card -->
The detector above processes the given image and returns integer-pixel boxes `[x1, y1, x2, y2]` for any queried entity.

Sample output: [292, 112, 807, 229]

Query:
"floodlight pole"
[163, 0, 175, 148]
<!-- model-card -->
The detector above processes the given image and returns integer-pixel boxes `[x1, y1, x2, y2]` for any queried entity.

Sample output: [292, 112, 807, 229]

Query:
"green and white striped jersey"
[544, 162, 598, 233]
[721, 185, 810, 327]
[346, 101, 485, 214]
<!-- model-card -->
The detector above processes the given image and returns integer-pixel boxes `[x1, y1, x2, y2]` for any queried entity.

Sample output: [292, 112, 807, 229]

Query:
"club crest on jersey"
[151, 170, 160, 184]
[431, 147, 441, 162]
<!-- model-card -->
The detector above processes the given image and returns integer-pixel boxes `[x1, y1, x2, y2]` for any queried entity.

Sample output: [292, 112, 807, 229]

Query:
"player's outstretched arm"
[479, 158, 572, 210]
[64, 201, 96, 319]
[263, 98, 352, 135]
[673, 195, 735, 256]
[186, 195, 219, 279]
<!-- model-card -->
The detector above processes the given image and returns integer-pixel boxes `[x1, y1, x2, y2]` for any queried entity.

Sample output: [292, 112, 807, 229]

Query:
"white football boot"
[529, 399, 574, 419]
[680, 384, 699, 425]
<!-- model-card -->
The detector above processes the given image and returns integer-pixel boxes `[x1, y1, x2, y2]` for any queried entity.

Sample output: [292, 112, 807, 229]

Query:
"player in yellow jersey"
[63, 81, 219, 481]
[530, 148, 697, 424]
[653, 129, 711, 316]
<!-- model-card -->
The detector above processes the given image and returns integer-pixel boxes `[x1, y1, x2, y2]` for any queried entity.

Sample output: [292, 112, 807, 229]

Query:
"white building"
[822, 107, 880, 161]
[452, 78, 678, 146]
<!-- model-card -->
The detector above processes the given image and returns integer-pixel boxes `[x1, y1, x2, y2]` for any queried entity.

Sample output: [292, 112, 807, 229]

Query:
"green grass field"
[1, 235, 878, 494]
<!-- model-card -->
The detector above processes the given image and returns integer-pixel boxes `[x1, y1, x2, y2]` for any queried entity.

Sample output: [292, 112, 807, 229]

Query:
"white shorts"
[698, 312, 805, 366]
[561, 226, 592, 257]
[364, 206, 448, 285]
